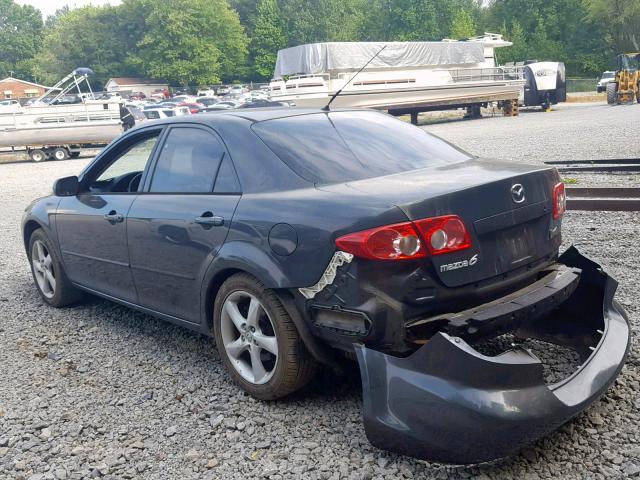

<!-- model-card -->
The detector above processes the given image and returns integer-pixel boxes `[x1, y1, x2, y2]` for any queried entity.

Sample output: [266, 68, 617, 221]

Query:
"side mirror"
[53, 176, 79, 196]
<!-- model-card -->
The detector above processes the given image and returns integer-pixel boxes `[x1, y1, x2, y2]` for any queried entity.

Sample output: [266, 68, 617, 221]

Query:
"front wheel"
[213, 273, 317, 400]
[29, 229, 83, 307]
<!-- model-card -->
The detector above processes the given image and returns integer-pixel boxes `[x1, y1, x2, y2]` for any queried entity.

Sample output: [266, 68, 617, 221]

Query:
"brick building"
[0, 77, 49, 100]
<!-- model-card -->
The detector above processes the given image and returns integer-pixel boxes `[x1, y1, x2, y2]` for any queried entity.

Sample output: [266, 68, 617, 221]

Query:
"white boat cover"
[273, 42, 485, 78]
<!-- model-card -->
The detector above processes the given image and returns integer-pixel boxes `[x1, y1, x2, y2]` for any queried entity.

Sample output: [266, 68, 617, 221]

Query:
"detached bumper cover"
[355, 247, 630, 464]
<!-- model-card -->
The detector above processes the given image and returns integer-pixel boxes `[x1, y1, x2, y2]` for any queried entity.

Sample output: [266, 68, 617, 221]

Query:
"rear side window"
[150, 127, 225, 193]
[252, 111, 471, 184]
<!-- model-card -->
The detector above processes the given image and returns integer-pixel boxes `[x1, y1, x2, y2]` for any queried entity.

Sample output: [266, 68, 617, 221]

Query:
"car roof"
[130, 107, 377, 133]
[210, 107, 372, 123]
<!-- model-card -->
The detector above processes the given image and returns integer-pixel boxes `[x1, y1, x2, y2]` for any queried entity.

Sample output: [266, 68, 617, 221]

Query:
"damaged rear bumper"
[355, 247, 630, 464]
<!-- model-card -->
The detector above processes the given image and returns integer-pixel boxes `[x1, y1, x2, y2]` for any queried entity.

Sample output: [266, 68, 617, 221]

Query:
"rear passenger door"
[127, 125, 242, 323]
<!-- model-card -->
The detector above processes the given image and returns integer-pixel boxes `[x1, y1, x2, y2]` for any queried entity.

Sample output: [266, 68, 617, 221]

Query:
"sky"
[15, 0, 121, 18]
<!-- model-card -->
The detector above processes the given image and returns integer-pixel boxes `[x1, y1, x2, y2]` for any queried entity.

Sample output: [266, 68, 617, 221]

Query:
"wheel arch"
[202, 267, 245, 331]
[200, 242, 295, 331]
[23, 220, 43, 256]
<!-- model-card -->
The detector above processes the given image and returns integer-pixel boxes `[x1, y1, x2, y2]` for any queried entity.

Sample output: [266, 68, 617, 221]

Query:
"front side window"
[150, 127, 225, 193]
[89, 133, 159, 193]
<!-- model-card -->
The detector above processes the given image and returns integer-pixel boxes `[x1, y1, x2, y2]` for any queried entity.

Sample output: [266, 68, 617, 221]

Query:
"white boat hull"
[273, 81, 522, 110]
[0, 101, 124, 148]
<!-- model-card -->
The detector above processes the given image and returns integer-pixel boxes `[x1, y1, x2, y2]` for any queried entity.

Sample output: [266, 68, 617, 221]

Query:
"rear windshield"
[252, 111, 471, 184]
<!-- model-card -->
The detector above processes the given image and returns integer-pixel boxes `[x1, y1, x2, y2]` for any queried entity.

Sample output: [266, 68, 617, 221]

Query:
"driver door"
[56, 130, 161, 302]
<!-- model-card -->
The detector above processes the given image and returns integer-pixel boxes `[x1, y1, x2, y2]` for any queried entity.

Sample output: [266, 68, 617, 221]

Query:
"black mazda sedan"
[22, 109, 630, 464]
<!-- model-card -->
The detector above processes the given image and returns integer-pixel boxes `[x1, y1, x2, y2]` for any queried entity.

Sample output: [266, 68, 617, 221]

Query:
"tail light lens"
[335, 222, 426, 260]
[552, 182, 566, 219]
[335, 215, 471, 261]
[413, 215, 472, 255]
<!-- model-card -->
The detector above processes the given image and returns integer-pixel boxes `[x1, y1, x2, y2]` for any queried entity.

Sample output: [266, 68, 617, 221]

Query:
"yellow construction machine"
[606, 52, 640, 104]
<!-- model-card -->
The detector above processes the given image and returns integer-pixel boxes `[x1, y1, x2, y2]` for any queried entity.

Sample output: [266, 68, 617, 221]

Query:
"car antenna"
[322, 45, 387, 111]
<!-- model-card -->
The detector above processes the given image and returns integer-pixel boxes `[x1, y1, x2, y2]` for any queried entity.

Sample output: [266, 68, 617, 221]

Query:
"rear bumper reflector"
[354, 246, 630, 464]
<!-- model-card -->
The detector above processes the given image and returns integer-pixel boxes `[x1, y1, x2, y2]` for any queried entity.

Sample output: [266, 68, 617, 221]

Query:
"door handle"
[104, 211, 124, 223]
[195, 213, 224, 227]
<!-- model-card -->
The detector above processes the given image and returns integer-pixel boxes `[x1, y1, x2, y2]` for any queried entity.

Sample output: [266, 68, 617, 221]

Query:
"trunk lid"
[323, 159, 561, 287]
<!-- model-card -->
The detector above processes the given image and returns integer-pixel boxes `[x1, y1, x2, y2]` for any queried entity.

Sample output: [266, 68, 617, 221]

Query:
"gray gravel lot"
[1, 103, 639, 479]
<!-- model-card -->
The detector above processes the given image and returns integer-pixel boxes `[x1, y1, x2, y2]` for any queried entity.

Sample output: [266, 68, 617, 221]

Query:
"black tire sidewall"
[213, 275, 295, 399]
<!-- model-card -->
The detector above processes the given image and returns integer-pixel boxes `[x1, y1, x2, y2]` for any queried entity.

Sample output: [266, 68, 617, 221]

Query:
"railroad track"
[545, 158, 640, 174]
[566, 187, 640, 212]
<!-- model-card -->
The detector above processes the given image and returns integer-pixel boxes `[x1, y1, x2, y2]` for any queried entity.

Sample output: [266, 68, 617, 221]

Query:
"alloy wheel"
[220, 290, 278, 385]
[32, 240, 56, 298]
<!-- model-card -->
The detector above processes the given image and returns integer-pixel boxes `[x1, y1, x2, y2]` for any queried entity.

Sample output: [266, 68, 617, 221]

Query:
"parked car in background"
[178, 102, 204, 114]
[23, 108, 630, 465]
[143, 106, 191, 120]
[197, 88, 217, 97]
[597, 71, 615, 93]
[172, 95, 199, 103]
[217, 86, 231, 96]
[195, 97, 219, 107]
[0, 99, 22, 113]
[202, 100, 242, 111]
[129, 92, 147, 101]
[150, 89, 170, 100]
[229, 85, 247, 98]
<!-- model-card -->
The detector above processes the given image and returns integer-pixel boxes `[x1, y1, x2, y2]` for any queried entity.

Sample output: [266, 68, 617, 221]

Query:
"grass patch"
[562, 177, 579, 185]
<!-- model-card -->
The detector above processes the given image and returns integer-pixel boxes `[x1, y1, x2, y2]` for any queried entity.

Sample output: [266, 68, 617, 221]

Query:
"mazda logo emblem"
[511, 184, 525, 203]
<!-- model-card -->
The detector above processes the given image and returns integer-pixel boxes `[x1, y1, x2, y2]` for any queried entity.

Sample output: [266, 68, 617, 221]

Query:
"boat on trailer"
[269, 34, 525, 122]
[0, 68, 130, 156]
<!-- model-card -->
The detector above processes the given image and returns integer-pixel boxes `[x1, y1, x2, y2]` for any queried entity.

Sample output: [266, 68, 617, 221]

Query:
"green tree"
[251, 0, 287, 80]
[278, 0, 365, 45]
[488, 0, 611, 75]
[496, 20, 528, 64]
[0, 0, 43, 79]
[450, 9, 476, 39]
[584, 0, 640, 51]
[45, 6, 70, 28]
[35, 6, 132, 89]
[127, 0, 249, 85]
[230, 0, 260, 35]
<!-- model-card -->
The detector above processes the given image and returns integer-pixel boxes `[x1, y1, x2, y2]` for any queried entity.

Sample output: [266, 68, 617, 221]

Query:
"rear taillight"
[335, 215, 471, 261]
[552, 182, 566, 219]
[413, 215, 472, 255]
[335, 221, 425, 260]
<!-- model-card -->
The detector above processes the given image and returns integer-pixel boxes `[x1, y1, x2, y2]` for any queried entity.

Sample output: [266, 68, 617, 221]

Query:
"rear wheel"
[213, 273, 317, 400]
[29, 149, 46, 162]
[29, 229, 83, 307]
[606, 82, 617, 105]
[52, 147, 69, 161]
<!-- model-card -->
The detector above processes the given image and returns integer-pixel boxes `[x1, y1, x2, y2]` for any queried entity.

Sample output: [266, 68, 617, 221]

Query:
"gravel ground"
[1, 103, 639, 480]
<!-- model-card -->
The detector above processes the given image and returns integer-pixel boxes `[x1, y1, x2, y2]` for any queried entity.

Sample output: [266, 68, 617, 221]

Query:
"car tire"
[213, 273, 317, 400]
[606, 82, 617, 105]
[29, 229, 83, 307]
